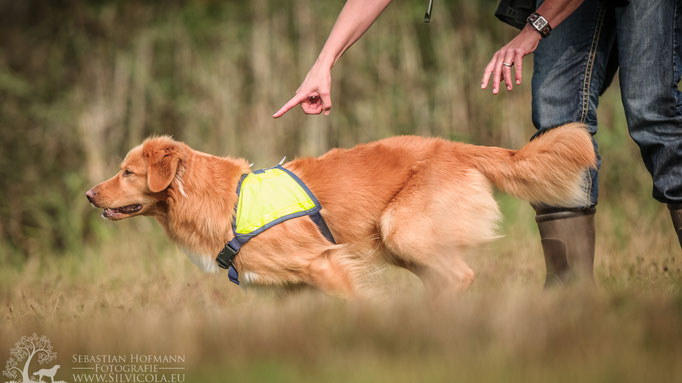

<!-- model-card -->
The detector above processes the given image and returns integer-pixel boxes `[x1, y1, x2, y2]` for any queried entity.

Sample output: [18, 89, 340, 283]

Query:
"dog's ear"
[143, 139, 182, 193]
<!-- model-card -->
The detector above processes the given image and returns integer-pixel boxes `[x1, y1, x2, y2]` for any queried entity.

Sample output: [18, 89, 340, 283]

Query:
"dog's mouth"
[102, 204, 143, 220]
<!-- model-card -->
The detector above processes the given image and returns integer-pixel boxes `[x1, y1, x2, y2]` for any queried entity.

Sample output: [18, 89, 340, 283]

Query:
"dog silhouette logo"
[2, 334, 67, 383]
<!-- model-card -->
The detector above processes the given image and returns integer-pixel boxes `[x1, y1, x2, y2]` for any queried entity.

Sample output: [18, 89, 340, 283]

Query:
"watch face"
[533, 16, 548, 30]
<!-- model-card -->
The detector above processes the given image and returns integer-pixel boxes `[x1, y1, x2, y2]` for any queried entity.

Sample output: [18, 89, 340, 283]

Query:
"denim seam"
[672, 0, 680, 116]
[578, 5, 606, 208]
[580, 4, 607, 124]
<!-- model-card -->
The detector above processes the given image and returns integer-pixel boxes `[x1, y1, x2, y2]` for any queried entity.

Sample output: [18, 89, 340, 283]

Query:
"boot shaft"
[534, 207, 596, 286]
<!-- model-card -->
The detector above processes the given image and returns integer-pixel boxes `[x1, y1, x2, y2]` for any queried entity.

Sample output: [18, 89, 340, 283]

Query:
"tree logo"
[2, 334, 67, 383]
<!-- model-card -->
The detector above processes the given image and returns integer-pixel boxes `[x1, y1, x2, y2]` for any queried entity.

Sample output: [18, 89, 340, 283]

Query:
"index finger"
[273, 93, 309, 118]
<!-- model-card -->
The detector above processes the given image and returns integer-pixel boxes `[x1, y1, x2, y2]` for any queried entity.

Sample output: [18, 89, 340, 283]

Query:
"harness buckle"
[216, 240, 240, 269]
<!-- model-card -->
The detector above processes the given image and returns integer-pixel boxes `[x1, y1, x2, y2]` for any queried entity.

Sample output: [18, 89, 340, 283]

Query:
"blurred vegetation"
[1, 1, 681, 381]
[0, 0, 672, 259]
[1, 231, 680, 382]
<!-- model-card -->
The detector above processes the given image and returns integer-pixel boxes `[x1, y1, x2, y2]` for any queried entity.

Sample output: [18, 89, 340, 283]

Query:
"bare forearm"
[273, 0, 391, 117]
[535, 0, 584, 29]
[316, 0, 393, 69]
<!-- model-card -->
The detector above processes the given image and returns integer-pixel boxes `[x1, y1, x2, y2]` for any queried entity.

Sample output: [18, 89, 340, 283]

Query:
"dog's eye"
[123, 169, 134, 177]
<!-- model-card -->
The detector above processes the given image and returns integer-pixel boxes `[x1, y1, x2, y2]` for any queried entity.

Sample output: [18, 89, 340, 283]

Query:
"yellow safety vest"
[215, 165, 335, 285]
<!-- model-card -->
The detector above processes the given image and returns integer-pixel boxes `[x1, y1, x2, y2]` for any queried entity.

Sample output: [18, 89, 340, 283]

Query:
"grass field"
[2, 0, 682, 381]
[2, 196, 681, 382]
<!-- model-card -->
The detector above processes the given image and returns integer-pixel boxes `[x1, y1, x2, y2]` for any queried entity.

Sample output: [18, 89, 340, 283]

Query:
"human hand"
[481, 26, 541, 94]
[273, 62, 333, 118]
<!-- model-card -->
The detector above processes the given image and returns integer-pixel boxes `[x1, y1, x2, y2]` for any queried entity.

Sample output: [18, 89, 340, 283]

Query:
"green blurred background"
[1, 1, 681, 381]
[0, 0, 670, 261]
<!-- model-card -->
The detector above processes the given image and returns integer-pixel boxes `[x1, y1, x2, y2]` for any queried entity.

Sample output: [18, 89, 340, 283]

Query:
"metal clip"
[424, 0, 433, 23]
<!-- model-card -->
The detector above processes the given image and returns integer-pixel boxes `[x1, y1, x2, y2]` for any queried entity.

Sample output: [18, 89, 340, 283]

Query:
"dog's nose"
[86, 189, 96, 203]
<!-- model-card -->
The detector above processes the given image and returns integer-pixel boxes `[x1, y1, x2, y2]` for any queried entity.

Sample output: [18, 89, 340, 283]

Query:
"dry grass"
[2, 199, 680, 382]
[2, 1, 681, 381]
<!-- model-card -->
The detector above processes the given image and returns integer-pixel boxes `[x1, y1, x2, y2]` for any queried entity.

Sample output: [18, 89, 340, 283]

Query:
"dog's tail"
[464, 123, 596, 208]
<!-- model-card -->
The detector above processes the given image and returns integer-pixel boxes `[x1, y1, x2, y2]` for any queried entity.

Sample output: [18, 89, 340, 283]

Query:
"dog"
[33, 365, 60, 382]
[86, 123, 595, 298]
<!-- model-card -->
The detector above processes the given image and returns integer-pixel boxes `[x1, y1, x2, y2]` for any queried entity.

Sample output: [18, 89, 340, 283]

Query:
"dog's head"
[86, 136, 185, 220]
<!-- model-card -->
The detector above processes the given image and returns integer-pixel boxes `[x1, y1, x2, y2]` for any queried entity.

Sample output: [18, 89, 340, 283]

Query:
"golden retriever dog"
[86, 123, 595, 298]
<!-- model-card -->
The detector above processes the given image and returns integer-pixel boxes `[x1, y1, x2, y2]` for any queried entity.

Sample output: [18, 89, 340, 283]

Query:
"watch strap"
[527, 12, 552, 38]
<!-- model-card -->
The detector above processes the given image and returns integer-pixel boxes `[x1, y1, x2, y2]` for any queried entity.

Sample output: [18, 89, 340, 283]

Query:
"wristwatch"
[527, 12, 552, 38]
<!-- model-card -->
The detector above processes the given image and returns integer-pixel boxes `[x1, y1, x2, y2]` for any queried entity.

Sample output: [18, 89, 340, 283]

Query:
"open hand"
[481, 26, 541, 94]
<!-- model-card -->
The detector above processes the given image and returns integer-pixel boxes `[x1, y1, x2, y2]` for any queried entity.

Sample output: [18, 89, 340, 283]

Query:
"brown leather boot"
[669, 204, 682, 250]
[534, 206, 596, 287]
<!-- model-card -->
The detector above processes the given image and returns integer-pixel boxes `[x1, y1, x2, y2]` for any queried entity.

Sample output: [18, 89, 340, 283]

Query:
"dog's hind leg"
[385, 244, 475, 294]
[379, 162, 500, 293]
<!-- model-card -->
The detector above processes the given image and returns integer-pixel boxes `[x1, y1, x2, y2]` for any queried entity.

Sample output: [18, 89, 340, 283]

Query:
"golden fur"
[86, 123, 595, 298]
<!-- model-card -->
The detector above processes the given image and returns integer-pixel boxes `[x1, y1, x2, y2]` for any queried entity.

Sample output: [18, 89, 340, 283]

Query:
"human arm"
[481, 0, 584, 94]
[273, 0, 393, 118]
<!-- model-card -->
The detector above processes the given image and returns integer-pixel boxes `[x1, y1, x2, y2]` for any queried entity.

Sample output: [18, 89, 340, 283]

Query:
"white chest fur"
[180, 247, 219, 273]
[179, 247, 262, 284]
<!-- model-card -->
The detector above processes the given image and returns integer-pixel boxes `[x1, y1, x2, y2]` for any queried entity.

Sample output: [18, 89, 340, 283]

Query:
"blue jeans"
[532, 0, 682, 207]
